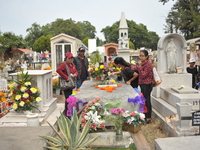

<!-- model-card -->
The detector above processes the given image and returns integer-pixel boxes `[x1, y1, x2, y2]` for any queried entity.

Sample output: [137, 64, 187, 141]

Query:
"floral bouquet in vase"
[122, 110, 146, 133]
[8, 71, 42, 113]
[80, 97, 106, 131]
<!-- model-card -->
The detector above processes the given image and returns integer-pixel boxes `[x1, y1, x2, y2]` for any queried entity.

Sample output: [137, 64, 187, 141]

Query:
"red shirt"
[56, 62, 78, 80]
[138, 60, 153, 84]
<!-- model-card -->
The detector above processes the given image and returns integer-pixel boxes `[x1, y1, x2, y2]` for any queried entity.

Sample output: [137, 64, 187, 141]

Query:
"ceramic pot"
[96, 77, 101, 81]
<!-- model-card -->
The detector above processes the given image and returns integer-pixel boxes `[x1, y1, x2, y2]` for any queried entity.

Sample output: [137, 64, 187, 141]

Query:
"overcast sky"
[0, 0, 176, 40]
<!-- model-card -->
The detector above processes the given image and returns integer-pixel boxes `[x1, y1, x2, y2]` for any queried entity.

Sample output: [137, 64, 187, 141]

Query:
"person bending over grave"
[110, 57, 138, 88]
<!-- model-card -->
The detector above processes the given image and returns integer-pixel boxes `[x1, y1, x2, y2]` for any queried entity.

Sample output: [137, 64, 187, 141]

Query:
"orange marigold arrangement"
[43, 67, 52, 70]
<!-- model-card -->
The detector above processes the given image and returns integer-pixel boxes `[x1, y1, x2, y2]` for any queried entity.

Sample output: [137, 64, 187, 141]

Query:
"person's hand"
[73, 74, 77, 77]
[67, 77, 70, 81]
[110, 72, 115, 76]
[87, 77, 90, 80]
[126, 80, 131, 85]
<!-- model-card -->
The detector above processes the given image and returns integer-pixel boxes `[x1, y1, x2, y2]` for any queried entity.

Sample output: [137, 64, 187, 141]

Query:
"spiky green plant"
[40, 111, 100, 150]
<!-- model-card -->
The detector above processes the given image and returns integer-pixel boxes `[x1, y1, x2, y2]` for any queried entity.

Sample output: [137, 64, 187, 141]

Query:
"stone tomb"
[152, 33, 198, 137]
[1, 70, 57, 126]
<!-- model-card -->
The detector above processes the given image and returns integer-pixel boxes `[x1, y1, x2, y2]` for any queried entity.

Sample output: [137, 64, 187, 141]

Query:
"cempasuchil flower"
[30, 88, 37, 93]
[20, 86, 27, 92]
[100, 65, 104, 69]
[95, 67, 99, 71]
[19, 101, 25, 107]
[23, 93, 29, 99]
[15, 95, 21, 100]
[36, 97, 41, 102]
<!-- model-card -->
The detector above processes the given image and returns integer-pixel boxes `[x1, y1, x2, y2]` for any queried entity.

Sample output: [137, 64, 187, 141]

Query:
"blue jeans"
[76, 78, 88, 89]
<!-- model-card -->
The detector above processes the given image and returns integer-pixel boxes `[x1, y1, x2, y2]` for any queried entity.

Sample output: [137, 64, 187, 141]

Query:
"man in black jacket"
[73, 47, 90, 88]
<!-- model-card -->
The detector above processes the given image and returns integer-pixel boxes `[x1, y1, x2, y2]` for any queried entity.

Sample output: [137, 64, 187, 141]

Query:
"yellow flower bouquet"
[8, 71, 42, 112]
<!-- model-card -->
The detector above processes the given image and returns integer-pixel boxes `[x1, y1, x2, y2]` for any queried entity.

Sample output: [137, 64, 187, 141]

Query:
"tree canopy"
[32, 35, 53, 53]
[164, 0, 200, 40]
[101, 20, 159, 50]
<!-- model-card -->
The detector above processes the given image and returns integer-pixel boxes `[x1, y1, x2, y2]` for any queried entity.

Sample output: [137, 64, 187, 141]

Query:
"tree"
[164, 0, 200, 40]
[82, 37, 91, 47]
[129, 41, 135, 49]
[32, 35, 53, 53]
[159, 0, 175, 5]
[101, 20, 159, 50]
[77, 21, 96, 40]
[0, 32, 27, 62]
[25, 23, 43, 48]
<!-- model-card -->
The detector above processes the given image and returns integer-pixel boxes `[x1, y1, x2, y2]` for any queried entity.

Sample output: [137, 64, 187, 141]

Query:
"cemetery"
[0, 12, 200, 150]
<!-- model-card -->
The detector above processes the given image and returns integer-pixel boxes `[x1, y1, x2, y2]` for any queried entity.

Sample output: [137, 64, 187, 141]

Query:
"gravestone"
[151, 33, 198, 137]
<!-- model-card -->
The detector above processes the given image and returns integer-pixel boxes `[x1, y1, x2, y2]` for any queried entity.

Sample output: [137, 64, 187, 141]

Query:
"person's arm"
[56, 63, 69, 81]
[110, 70, 121, 76]
[126, 72, 138, 85]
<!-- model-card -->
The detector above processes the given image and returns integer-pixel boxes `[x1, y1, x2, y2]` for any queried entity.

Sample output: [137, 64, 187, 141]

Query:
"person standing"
[73, 47, 90, 89]
[137, 50, 153, 124]
[111, 57, 138, 88]
[186, 58, 198, 89]
[56, 52, 78, 116]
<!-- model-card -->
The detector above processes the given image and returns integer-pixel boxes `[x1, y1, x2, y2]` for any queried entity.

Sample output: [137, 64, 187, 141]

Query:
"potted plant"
[122, 110, 146, 133]
[40, 111, 100, 150]
[8, 71, 42, 114]
[52, 78, 60, 95]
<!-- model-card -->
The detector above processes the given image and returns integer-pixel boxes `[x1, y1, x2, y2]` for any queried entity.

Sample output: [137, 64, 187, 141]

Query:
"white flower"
[122, 111, 130, 117]
[94, 103, 101, 107]
[36, 97, 41, 102]
[30, 88, 37, 93]
[20, 86, 27, 92]
[15, 95, 21, 100]
[91, 106, 95, 110]
[23, 93, 29, 99]
[19, 101, 25, 107]
[25, 82, 31, 86]
[127, 117, 135, 124]
[139, 113, 145, 120]
[13, 103, 18, 109]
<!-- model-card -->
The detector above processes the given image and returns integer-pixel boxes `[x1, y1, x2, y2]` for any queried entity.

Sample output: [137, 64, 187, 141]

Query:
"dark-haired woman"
[56, 52, 78, 116]
[111, 57, 138, 88]
[137, 50, 153, 123]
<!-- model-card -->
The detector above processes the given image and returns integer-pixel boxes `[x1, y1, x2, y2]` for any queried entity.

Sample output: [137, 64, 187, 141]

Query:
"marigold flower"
[100, 65, 104, 69]
[95, 67, 99, 71]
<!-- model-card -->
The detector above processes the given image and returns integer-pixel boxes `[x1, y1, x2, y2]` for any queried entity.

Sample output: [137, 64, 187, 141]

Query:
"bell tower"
[118, 12, 129, 49]
[117, 12, 131, 62]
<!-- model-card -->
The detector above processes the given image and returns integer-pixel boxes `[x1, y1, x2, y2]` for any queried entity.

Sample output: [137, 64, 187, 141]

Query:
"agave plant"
[40, 111, 100, 150]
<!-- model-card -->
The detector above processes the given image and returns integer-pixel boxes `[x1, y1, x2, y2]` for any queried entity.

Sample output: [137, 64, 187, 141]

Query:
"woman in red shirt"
[137, 50, 153, 123]
[56, 52, 78, 116]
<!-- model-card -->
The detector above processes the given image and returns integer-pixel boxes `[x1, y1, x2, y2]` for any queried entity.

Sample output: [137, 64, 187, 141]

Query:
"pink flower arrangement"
[81, 97, 106, 131]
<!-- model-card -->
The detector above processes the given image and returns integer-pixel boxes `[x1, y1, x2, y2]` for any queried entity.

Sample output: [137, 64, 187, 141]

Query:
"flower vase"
[115, 125, 123, 141]
[96, 77, 101, 81]
[23, 110, 32, 115]
[56, 89, 60, 95]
